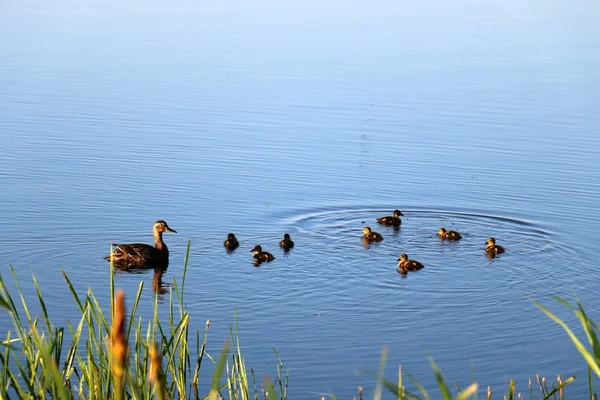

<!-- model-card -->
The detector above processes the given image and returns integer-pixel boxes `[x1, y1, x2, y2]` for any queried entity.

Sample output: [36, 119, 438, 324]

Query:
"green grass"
[0, 241, 597, 399]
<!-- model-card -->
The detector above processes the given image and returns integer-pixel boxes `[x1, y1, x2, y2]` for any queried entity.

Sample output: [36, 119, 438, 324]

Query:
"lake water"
[1, 0, 600, 398]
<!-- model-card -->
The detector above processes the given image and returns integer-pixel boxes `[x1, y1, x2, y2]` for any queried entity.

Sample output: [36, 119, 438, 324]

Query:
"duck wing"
[377, 216, 399, 225]
[105, 243, 166, 267]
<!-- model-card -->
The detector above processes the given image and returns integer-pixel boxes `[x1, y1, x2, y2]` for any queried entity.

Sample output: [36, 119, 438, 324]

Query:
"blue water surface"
[1, 0, 599, 398]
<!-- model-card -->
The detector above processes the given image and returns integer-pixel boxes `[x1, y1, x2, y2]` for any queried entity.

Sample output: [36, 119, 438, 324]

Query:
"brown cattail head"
[149, 343, 162, 384]
[111, 289, 127, 380]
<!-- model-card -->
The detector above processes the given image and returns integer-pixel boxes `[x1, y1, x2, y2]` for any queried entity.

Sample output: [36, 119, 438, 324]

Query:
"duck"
[223, 233, 240, 251]
[251, 245, 275, 263]
[397, 254, 424, 274]
[279, 233, 294, 250]
[104, 220, 177, 268]
[377, 209, 404, 226]
[438, 227, 462, 240]
[362, 226, 383, 243]
[485, 237, 505, 256]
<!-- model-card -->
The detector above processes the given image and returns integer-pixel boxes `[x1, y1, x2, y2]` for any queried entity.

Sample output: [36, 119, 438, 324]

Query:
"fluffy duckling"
[377, 209, 404, 226]
[362, 226, 383, 243]
[485, 237, 505, 256]
[251, 245, 275, 263]
[104, 220, 177, 269]
[397, 254, 424, 274]
[279, 233, 294, 250]
[223, 233, 239, 251]
[438, 227, 462, 240]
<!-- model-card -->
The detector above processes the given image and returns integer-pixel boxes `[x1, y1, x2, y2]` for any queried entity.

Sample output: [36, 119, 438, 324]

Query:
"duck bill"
[166, 227, 177, 233]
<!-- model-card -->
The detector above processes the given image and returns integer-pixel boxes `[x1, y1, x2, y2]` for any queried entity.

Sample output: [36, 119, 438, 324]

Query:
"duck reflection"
[151, 267, 170, 296]
[113, 262, 170, 298]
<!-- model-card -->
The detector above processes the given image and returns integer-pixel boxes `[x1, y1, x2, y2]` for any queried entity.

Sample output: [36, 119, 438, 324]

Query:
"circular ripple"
[280, 206, 580, 301]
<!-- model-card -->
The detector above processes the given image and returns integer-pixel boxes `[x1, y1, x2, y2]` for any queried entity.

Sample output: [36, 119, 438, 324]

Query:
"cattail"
[111, 290, 127, 394]
[149, 343, 161, 384]
[557, 375, 563, 398]
[487, 386, 492, 400]
[149, 343, 165, 400]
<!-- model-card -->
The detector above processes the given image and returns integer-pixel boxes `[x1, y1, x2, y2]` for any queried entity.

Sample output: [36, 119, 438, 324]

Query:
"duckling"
[377, 209, 404, 226]
[251, 245, 275, 263]
[485, 237, 505, 256]
[439, 227, 462, 240]
[104, 220, 177, 268]
[279, 233, 294, 250]
[223, 233, 239, 251]
[362, 226, 383, 243]
[397, 253, 424, 274]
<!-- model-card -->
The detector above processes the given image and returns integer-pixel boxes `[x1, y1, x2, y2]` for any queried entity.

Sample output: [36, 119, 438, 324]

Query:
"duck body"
[485, 237, 505, 256]
[397, 254, 424, 274]
[251, 245, 275, 263]
[224, 233, 239, 251]
[279, 233, 294, 250]
[439, 227, 462, 240]
[377, 210, 403, 226]
[105, 220, 177, 269]
[362, 226, 383, 243]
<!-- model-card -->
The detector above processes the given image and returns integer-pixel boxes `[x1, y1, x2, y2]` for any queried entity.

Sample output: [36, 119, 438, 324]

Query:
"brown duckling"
[279, 233, 294, 250]
[485, 237, 505, 256]
[397, 253, 424, 274]
[377, 209, 404, 226]
[439, 227, 462, 240]
[223, 233, 239, 251]
[362, 226, 383, 243]
[104, 220, 177, 268]
[251, 245, 275, 263]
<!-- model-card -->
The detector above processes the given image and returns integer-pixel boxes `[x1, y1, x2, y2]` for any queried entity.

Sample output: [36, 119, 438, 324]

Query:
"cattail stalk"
[149, 343, 165, 400]
[111, 289, 127, 400]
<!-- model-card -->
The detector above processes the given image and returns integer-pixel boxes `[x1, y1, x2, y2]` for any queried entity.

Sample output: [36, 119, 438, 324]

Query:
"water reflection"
[114, 263, 170, 298]
[151, 267, 170, 296]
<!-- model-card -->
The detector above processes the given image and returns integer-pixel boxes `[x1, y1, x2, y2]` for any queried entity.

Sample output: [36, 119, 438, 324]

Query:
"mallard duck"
[104, 220, 177, 268]
[485, 237, 505, 256]
[397, 254, 424, 274]
[362, 226, 383, 243]
[377, 209, 404, 226]
[251, 245, 275, 263]
[223, 233, 239, 251]
[279, 233, 294, 250]
[439, 227, 462, 240]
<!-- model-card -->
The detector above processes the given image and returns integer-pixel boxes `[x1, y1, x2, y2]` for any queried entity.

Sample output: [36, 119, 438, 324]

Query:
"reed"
[0, 242, 597, 399]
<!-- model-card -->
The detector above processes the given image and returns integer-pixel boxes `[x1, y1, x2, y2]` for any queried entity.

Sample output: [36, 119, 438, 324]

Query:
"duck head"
[154, 220, 177, 234]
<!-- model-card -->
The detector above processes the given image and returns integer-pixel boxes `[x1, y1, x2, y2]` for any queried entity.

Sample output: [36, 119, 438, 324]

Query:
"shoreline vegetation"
[0, 241, 597, 399]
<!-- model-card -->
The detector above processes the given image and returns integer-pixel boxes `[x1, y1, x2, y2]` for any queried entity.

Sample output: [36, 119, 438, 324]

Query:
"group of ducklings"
[361, 209, 505, 275]
[105, 211, 505, 272]
[223, 232, 294, 265]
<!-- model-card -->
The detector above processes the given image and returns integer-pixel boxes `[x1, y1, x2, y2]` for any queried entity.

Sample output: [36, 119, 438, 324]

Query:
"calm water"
[1, 0, 600, 397]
